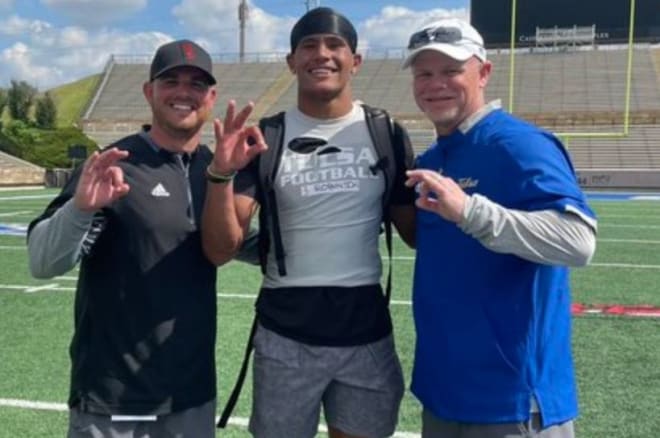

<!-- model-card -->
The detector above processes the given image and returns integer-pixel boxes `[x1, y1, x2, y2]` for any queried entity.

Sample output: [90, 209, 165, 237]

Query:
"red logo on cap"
[181, 42, 196, 61]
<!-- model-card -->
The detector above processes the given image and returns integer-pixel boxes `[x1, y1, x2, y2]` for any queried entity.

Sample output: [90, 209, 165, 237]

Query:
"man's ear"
[286, 53, 296, 74]
[143, 81, 153, 102]
[208, 86, 218, 103]
[479, 60, 492, 87]
[351, 53, 363, 75]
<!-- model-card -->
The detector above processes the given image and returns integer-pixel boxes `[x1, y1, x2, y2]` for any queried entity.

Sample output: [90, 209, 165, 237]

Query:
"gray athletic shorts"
[67, 399, 216, 438]
[249, 324, 405, 438]
[422, 409, 575, 438]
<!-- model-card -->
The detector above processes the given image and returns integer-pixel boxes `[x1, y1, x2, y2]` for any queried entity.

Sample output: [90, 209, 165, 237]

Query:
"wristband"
[206, 165, 237, 184]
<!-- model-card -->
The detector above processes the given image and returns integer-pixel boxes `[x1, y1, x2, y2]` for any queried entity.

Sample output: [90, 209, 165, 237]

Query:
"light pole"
[238, 0, 249, 63]
[305, 0, 320, 11]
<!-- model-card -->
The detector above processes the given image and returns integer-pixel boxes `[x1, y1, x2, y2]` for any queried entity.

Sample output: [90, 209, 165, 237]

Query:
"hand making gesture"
[405, 169, 468, 223]
[74, 147, 130, 212]
[210, 100, 268, 175]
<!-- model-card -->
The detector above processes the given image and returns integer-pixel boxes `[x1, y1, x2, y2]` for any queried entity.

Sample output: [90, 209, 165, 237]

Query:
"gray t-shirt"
[234, 102, 414, 345]
[262, 104, 384, 288]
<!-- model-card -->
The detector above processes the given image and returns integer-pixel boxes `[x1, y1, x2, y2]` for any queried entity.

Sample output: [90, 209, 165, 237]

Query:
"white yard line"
[0, 194, 55, 201]
[597, 214, 660, 220]
[598, 224, 660, 229]
[589, 262, 660, 269]
[0, 211, 32, 217]
[598, 239, 660, 244]
[0, 186, 43, 192]
[2, 256, 660, 297]
[0, 398, 420, 437]
[2, 238, 660, 253]
[24, 284, 61, 293]
[0, 284, 75, 292]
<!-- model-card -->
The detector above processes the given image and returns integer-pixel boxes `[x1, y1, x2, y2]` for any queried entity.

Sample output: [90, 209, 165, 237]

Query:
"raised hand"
[211, 100, 268, 175]
[74, 148, 130, 212]
[405, 169, 467, 223]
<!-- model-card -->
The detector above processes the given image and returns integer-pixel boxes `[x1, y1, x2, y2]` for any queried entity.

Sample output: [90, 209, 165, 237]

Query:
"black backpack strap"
[362, 104, 397, 303]
[217, 112, 286, 428]
[257, 112, 287, 276]
[216, 316, 258, 428]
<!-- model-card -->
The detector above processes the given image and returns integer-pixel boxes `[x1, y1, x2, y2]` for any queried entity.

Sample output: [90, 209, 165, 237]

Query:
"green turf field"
[1, 188, 659, 437]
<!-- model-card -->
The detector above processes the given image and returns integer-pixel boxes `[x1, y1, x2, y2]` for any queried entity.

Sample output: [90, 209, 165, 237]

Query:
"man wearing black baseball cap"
[202, 7, 416, 438]
[150, 39, 216, 85]
[28, 39, 225, 437]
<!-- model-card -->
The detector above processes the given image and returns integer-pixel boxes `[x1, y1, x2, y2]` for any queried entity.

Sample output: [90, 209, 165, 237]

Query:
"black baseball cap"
[149, 39, 216, 84]
[290, 7, 358, 53]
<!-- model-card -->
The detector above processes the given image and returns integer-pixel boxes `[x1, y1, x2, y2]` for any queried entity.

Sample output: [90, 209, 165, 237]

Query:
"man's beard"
[154, 108, 209, 139]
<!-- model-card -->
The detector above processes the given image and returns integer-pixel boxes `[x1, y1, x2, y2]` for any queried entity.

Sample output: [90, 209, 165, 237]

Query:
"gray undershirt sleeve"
[458, 193, 597, 267]
[28, 199, 96, 279]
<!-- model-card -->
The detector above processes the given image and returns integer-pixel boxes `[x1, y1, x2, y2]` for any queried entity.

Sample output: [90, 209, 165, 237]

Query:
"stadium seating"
[80, 46, 660, 180]
[0, 151, 44, 186]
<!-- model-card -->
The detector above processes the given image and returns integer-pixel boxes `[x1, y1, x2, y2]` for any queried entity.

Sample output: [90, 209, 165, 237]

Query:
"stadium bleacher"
[79, 45, 660, 187]
[0, 151, 45, 186]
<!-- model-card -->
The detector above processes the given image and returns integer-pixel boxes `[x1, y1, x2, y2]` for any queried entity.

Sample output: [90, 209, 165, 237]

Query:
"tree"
[0, 88, 7, 119]
[7, 79, 37, 122]
[35, 92, 57, 129]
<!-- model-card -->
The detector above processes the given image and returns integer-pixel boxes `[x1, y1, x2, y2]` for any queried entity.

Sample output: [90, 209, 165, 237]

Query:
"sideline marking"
[0, 398, 421, 437]
[0, 224, 27, 236]
[3, 285, 660, 319]
[572, 303, 660, 318]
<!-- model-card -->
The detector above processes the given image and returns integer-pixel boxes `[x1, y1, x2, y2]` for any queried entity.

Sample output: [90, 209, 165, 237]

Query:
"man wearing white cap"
[402, 18, 597, 437]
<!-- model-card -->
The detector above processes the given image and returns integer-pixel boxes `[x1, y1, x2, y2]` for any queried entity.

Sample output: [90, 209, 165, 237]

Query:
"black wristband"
[206, 165, 237, 184]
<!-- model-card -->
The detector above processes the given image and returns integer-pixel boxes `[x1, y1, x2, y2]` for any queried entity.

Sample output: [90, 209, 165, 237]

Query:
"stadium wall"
[576, 169, 660, 189]
[471, 0, 659, 47]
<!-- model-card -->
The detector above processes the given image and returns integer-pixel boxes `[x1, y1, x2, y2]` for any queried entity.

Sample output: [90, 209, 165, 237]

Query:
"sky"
[0, 0, 469, 90]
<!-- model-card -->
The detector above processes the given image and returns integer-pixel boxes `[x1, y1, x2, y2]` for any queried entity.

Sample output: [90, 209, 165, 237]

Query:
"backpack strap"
[216, 317, 257, 428]
[257, 112, 287, 276]
[362, 104, 397, 302]
[217, 112, 285, 429]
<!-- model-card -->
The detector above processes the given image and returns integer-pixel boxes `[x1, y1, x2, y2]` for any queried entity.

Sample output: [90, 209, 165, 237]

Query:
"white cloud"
[0, 2, 469, 90]
[173, 1, 467, 56]
[0, 15, 52, 37]
[172, 0, 295, 54]
[1, 42, 59, 89]
[360, 6, 468, 52]
[0, 24, 172, 90]
[40, 0, 148, 26]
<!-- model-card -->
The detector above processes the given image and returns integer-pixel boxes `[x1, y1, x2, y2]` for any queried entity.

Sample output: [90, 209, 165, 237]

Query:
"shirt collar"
[458, 99, 502, 134]
[138, 126, 194, 163]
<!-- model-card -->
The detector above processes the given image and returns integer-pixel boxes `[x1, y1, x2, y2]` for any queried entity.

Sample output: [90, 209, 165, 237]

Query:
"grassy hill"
[0, 75, 101, 168]
[49, 74, 101, 127]
[1, 73, 100, 129]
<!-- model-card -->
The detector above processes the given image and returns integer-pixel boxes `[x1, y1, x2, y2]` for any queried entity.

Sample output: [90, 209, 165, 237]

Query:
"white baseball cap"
[402, 18, 487, 69]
